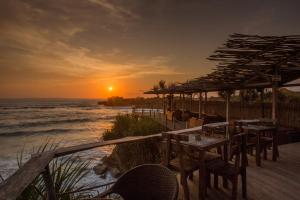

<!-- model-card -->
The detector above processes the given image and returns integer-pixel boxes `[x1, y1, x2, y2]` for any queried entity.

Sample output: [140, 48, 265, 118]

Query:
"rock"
[110, 167, 121, 178]
[93, 164, 108, 175]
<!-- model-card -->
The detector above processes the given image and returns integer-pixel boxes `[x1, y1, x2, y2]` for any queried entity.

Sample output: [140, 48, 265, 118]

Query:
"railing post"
[42, 165, 57, 200]
[165, 114, 168, 131]
[172, 116, 175, 130]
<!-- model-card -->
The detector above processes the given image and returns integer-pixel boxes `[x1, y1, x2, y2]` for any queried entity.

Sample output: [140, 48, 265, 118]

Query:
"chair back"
[229, 133, 244, 171]
[109, 164, 178, 200]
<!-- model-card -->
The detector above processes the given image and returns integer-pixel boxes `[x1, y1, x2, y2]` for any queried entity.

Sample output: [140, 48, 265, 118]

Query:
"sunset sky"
[1, 0, 300, 98]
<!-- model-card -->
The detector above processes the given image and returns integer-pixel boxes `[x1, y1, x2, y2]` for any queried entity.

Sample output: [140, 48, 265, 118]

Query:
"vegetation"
[102, 115, 164, 173]
[15, 141, 92, 200]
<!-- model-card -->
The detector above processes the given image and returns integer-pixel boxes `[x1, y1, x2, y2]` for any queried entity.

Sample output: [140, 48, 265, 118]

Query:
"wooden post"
[163, 95, 166, 114]
[198, 92, 202, 117]
[190, 93, 193, 111]
[165, 114, 168, 131]
[172, 116, 175, 129]
[182, 93, 185, 111]
[272, 86, 278, 124]
[272, 67, 279, 125]
[179, 93, 182, 111]
[42, 165, 57, 200]
[226, 91, 231, 137]
[204, 92, 208, 114]
[260, 89, 265, 118]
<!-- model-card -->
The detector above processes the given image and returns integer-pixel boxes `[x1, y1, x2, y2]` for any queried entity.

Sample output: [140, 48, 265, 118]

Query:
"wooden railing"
[0, 134, 162, 200]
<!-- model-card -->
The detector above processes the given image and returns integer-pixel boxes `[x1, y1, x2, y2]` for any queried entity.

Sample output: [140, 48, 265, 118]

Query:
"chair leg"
[207, 173, 211, 188]
[263, 146, 267, 160]
[249, 147, 254, 156]
[182, 173, 190, 200]
[231, 176, 238, 200]
[241, 169, 247, 199]
[188, 172, 194, 181]
[214, 174, 219, 189]
[223, 176, 228, 189]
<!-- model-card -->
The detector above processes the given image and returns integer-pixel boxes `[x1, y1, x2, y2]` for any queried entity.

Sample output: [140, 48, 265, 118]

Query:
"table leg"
[198, 151, 205, 200]
[241, 134, 248, 198]
[256, 132, 261, 166]
[223, 143, 228, 188]
[272, 129, 279, 161]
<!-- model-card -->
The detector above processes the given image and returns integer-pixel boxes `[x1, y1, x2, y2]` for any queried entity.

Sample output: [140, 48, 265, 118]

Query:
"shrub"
[102, 115, 164, 173]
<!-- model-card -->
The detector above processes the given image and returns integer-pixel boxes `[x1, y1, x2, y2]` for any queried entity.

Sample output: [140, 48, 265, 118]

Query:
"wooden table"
[235, 119, 260, 125]
[242, 125, 278, 166]
[202, 122, 229, 136]
[178, 135, 228, 200]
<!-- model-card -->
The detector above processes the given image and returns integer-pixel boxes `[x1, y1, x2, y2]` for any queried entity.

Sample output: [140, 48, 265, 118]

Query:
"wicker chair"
[97, 164, 178, 200]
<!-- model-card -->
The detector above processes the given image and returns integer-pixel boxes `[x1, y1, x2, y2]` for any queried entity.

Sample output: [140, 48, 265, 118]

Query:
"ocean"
[0, 99, 131, 186]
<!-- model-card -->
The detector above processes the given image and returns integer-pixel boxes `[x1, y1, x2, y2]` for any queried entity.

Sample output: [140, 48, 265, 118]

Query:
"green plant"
[102, 115, 164, 172]
[16, 140, 92, 200]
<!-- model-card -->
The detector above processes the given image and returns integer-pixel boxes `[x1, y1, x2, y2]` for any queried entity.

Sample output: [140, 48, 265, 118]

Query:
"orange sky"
[1, 1, 299, 98]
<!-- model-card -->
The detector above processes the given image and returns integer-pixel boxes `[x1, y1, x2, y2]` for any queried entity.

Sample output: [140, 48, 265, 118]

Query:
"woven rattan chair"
[97, 164, 178, 200]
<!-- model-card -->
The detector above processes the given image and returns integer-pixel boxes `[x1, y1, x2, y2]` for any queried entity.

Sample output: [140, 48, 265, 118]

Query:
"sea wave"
[0, 128, 88, 137]
[0, 116, 115, 129]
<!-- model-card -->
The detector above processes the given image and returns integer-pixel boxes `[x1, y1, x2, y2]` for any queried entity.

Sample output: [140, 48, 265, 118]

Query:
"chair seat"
[206, 160, 239, 178]
[205, 152, 222, 163]
[169, 157, 199, 172]
[261, 137, 273, 143]
[169, 152, 221, 172]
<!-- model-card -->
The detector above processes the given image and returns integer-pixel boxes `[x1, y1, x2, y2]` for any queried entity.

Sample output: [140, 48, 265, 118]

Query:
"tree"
[218, 90, 235, 100]
[240, 89, 259, 103]
[152, 85, 159, 98]
[158, 80, 166, 90]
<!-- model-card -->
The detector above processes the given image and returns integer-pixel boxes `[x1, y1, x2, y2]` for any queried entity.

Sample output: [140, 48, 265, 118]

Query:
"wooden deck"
[177, 142, 300, 200]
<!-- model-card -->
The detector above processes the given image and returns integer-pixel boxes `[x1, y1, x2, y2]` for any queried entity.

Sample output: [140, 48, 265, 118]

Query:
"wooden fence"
[137, 99, 300, 129]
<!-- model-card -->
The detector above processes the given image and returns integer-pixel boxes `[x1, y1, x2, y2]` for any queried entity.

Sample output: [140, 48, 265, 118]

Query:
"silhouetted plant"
[15, 140, 92, 200]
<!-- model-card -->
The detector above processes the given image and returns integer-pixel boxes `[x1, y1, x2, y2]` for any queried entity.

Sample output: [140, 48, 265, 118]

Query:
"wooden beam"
[54, 134, 162, 157]
[0, 152, 54, 200]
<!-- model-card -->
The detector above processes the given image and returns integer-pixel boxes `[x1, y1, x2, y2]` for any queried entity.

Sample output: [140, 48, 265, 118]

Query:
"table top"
[235, 119, 260, 123]
[203, 122, 229, 128]
[242, 124, 276, 131]
[235, 118, 275, 124]
[166, 125, 203, 135]
[180, 135, 228, 151]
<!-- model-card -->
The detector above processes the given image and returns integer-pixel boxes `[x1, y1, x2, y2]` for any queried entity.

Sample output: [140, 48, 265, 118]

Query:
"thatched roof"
[145, 33, 300, 94]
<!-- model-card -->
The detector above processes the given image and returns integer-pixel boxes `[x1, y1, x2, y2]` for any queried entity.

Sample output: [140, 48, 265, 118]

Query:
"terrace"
[1, 33, 300, 200]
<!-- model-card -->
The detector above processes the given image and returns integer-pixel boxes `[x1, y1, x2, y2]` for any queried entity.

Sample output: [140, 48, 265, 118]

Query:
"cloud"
[0, 0, 179, 85]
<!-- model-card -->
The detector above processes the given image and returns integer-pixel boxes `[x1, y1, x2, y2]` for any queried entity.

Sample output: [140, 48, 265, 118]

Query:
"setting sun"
[108, 86, 113, 92]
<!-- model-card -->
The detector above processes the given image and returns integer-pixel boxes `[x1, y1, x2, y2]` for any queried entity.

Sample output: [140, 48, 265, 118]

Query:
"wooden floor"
[177, 142, 300, 200]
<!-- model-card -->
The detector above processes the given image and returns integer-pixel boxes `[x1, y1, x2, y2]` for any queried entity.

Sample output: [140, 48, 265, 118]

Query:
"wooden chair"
[163, 133, 221, 200]
[205, 134, 247, 200]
